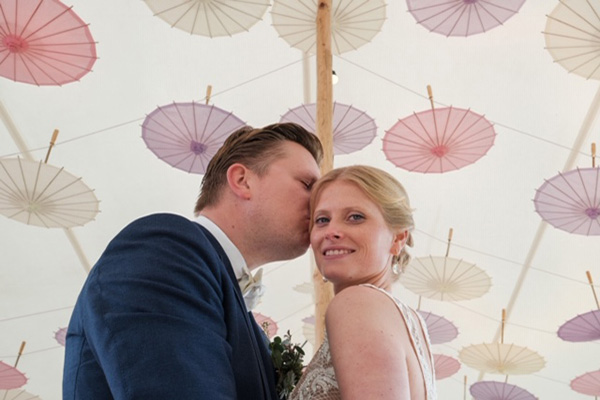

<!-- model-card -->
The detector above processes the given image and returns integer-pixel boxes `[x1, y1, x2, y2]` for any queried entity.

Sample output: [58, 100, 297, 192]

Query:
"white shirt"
[194, 215, 265, 310]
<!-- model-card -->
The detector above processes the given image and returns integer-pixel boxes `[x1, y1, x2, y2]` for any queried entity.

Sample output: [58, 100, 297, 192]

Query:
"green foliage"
[269, 330, 306, 399]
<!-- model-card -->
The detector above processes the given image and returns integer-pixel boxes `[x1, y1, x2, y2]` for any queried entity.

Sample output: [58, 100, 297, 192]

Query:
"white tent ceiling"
[1, 1, 599, 399]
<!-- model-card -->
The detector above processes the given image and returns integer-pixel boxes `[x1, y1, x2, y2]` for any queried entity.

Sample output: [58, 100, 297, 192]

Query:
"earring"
[391, 255, 400, 276]
[322, 275, 328, 282]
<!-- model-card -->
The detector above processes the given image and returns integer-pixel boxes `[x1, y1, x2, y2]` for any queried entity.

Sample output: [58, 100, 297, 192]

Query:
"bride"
[290, 165, 437, 400]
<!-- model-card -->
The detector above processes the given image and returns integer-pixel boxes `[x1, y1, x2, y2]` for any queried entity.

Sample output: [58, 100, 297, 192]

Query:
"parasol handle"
[44, 129, 59, 164]
[445, 228, 453, 257]
[427, 85, 434, 111]
[586, 270, 600, 309]
[592, 143, 596, 168]
[205, 85, 213, 105]
[14, 341, 26, 368]
[417, 295, 422, 311]
[501, 308, 506, 344]
[463, 375, 467, 400]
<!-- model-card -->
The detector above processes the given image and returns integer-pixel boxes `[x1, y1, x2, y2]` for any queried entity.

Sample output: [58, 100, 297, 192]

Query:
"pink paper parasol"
[571, 370, 600, 397]
[280, 102, 377, 155]
[534, 167, 600, 235]
[558, 309, 600, 342]
[418, 310, 459, 344]
[0, 361, 26, 390]
[252, 312, 278, 339]
[383, 86, 495, 173]
[406, 0, 526, 37]
[433, 354, 460, 380]
[0, 0, 97, 86]
[142, 101, 246, 174]
[54, 327, 67, 346]
[470, 381, 537, 400]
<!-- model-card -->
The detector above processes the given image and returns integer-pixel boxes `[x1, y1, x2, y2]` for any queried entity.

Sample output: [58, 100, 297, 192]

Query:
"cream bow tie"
[238, 267, 265, 310]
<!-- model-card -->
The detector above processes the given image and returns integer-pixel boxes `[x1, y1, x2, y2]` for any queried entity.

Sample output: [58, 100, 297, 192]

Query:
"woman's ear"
[226, 163, 252, 200]
[390, 230, 409, 255]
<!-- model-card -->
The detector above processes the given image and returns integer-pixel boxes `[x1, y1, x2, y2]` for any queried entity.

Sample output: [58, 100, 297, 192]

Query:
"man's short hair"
[194, 122, 323, 214]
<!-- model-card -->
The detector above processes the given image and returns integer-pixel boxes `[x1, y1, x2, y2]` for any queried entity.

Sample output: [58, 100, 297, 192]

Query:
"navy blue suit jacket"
[63, 213, 278, 400]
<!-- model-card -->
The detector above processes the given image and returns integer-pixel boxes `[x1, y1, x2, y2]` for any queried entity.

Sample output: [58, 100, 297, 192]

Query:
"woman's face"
[310, 180, 402, 292]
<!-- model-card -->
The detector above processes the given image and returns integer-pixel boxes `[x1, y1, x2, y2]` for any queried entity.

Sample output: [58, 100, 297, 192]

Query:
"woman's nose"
[325, 229, 341, 240]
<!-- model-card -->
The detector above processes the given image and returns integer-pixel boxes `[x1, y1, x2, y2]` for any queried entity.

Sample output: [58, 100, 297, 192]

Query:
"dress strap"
[358, 284, 437, 400]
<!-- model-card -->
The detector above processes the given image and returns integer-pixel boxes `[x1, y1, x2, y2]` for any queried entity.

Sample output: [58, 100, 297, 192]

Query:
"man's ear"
[226, 163, 252, 200]
[390, 230, 409, 255]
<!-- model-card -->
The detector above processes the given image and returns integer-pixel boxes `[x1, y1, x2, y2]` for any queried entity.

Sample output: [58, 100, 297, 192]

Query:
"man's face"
[248, 141, 321, 263]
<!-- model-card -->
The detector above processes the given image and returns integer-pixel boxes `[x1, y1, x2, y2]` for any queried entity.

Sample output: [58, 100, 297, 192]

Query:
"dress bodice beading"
[289, 284, 437, 400]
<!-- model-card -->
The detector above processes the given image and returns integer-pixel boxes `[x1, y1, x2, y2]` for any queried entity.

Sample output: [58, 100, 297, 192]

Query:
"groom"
[63, 122, 323, 399]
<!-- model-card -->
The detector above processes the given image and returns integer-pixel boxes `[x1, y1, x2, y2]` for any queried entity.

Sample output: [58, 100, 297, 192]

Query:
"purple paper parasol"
[54, 327, 67, 346]
[534, 167, 600, 235]
[406, 0, 526, 37]
[142, 102, 246, 174]
[418, 310, 459, 344]
[571, 370, 600, 396]
[280, 102, 377, 155]
[433, 354, 460, 380]
[558, 309, 600, 342]
[470, 381, 536, 400]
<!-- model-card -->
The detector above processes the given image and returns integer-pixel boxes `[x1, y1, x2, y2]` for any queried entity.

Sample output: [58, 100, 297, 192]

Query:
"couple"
[63, 122, 437, 400]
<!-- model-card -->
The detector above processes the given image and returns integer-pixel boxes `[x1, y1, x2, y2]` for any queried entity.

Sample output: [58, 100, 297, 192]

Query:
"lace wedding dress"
[289, 284, 437, 400]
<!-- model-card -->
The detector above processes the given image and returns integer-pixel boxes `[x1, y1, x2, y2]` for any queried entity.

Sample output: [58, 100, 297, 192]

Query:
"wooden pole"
[587, 271, 600, 309]
[445, 228, 453, 257]
[44, 129, 59, 163]
[205, 85, 212, 105]
[314, 0, 334, 348]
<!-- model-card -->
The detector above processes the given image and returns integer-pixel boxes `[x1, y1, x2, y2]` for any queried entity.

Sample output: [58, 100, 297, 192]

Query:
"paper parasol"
[0, 389, 40, 400]
[460, 309, 545, 376]
[571, 370, 600, 397]
[544, 0, 600, 80]
[558, 271, 600, 342]
[558, 309, 600, 342]
[0, 157, 99, 228]
[0, 0, 97, 86]
[400, 255, 491, 301]
[406, 0, 526, 37]
[302, 315, 316, 348]
[418, 310, 459, 344]
[252, 312, 278, 339]
[142, 101, 246, 174]
[0, 362, 26, 390]
[459, 342, 545, 375]
[433, 354, 460, 380]
[534, 167, 600, 236]
[383, 86, 495, 173]
[143, 0, 270, 37]
[54, 327, 67, 346]
[470, 381, 537, 400]
[271, 0, 386, 55]
[280, 102, 377, 155]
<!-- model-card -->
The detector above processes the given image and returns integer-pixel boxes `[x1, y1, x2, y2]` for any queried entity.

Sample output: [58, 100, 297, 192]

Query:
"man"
[63, 123, 323, 399]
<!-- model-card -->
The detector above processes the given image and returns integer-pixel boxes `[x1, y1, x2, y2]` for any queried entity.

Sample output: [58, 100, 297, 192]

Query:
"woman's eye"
[315, 216, 329, 224]
[348, 214, 365, 222]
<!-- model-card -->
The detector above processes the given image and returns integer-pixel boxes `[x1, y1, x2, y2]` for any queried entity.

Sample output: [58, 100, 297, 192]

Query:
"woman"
[290, 165, 436, 400]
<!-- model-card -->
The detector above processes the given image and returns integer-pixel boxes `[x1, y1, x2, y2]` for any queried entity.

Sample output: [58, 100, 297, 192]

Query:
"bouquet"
[268, 330, 306, 399]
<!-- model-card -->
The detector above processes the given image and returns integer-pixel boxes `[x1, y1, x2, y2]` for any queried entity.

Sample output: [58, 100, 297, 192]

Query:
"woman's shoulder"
[326, 285, 405, 334]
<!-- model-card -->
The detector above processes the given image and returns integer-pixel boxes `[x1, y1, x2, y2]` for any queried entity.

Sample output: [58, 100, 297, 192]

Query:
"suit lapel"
[197, 225, 275, 400]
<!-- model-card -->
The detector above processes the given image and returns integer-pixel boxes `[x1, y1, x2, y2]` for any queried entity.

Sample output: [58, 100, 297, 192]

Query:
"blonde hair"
[310, 165, 415, 273]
